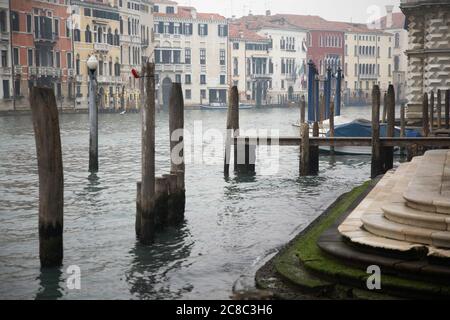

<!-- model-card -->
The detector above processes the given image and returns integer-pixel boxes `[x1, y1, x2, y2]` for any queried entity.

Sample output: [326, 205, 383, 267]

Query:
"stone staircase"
[338, 150, 450, 259]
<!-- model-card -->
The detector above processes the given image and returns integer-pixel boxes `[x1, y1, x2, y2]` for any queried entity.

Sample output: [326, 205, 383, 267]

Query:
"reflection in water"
[35, 267, 64, 300]
[126, 224, 193, 300]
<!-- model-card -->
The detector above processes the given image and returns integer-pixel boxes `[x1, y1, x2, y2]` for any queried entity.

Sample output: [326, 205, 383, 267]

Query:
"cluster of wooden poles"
[136, 62, 186, 245]
[421, 89, 450, 137]
[29, 62, 186, 268]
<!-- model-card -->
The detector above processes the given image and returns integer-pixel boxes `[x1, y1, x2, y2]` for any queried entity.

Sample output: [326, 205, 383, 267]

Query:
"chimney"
[266, 10, 271, 16]
[385, 5, 394, 28]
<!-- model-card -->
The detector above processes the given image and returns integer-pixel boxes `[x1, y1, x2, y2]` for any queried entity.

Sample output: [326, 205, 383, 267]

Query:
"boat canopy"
[327, 119, 421, 137]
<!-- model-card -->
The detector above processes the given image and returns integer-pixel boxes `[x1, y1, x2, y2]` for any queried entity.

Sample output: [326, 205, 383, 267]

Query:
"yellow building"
[71, 0, 122, 110]
[341, 23, 393, 105]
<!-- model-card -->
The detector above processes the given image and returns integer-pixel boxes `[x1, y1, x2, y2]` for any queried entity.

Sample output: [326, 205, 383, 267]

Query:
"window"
[220, 75, 226, 85]
[175, 74, 181, 83]
[200, 48, 206, 65]
[185, 74, 191, 84]
[85, 25, 92, 42]
[54, 19, 59, 36]
[218, 24, 227, 37]
[1, 50, 7, 67]
[233, 57, 238, 76]
[388, 64, 392, 77]
[11, 11, 19, 31]
[233, 42, 239, 50]
[183, 23, 193, 35]
[198, 24, 208, 36]
[394, 33, 400, 48]
[13, 48, 19, 65]
[219, 49, 225, 65]
[166, 6, 174, 14]
[388, 47, 392, 58]
[56, 83, 62, 98]
[153, 5, 159, 13]
[185, 89, 191, 100]
[55, 52, 60, 68]
[26, 14, 32, 33]
[3, 80, 10, 98]
[0, 11, 7, 32]
[200, 89, 206, 99]
[200, 74, 206, 85]
[394, 56, 400, 72]
[67, 52, 72, 69]
[28, 49, 33, 66]
[74, 28, 81, 41]
[173, 50, 181, 64]
[185, 48, 191, 64]
[281, 80, 285, 89]
[14, 79, 20, 97]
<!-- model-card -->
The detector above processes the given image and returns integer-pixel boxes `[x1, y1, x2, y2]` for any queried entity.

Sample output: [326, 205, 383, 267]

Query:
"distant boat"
[200, 102, 255, 110]
[318, 119, 421, 155]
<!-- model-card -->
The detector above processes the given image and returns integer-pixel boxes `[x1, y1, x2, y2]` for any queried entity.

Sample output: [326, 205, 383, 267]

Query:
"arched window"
[107, 28, 113, 45]
[394, 33, 400, 48]
[75, 54, 80, 75]
[97, 27, 103, 43]
[85, 25, 92, 43]
[74, 25, 81, 42]
[114, 29, 119, 46]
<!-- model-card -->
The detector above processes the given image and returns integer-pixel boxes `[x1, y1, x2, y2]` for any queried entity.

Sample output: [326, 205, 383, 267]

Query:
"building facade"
[0, 0, 12, 111]
[153, 0, 229, 107]
[342, 24, 393, 105]
[71, 0, 122, 110]
[378, 6, 408, 103]
[401, 0, 450, 124]
[9, 0, 73, 110]
[229, 22, 272, 105]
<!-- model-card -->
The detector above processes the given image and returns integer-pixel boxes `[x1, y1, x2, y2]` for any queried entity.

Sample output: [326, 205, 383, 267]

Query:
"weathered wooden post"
[319, 94, 325, 122]
[169, 83, 186, 221]
[136, 181, 141, 237]
[371, 85, 382, 178]
[384, 85, 395, 172]
[400, 103, 406, 155]
[437, 89, 442, 129]
[163, 173, 178, 224]
[154, 176, 168, 229]
[140, 62, 156, 244]
[88, 59, 99, 173]
[299, 123, 310, 176]
[329, 100, 335, 154]
[446, 89, 450, 129]
[30, 87, 64, 267]
[300, 95, 306, 124]
[430, 91, 434, 134]
[382, 92, 387, 123]
[423, 92, 429, 137]
[310, 122, 319, 175]
[225, 86, 239, 176]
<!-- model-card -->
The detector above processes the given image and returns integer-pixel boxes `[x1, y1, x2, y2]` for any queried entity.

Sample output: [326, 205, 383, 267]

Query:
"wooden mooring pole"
[169, 83, 186, 222]
[329, 100, 335, 154]
[139, 62, 156, 244]
[310, 122, 319, 175]
[423, 93, 429, 137]
[300, 95, 306, 124]
[446, 89, 450, 129]
[400, 103, 406, 155]
[30, 87, 64, 267]
[382, 92, 387, 123]
[430, 91, 435, 134]
[437, 89, 442, 129]
[88, 68, 98, 172]
[154, 176, 169, 229]
[371, 85, 382, 178]
[299, 123, 310, 176]
[384, 85, 395, 172]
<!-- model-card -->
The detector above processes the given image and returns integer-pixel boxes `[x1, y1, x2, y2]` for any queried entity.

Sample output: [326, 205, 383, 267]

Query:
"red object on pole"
[131, 68, 140, 79]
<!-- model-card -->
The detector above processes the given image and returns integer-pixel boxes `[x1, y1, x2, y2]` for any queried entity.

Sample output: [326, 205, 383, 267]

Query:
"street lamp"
[88, 55, 99, 173]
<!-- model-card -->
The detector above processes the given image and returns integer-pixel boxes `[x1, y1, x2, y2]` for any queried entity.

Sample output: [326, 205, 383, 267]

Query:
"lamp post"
[87, 55, 99, 173]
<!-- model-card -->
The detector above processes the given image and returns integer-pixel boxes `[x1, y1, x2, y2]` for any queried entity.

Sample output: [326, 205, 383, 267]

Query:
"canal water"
[1, 105, 376, 299]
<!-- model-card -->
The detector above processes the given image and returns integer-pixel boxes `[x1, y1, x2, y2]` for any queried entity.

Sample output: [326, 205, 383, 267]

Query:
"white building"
[378, 6, 407, 103]
[0, 0, 12, 111]
[118, 0, 154, 109]
[238, 14, 308, 105]
[229, 21, 272, 105]
[152, 0, 229, 107]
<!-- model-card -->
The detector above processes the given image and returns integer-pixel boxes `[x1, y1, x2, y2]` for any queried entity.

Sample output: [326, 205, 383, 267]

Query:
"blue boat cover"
[327, 119, 422, 137]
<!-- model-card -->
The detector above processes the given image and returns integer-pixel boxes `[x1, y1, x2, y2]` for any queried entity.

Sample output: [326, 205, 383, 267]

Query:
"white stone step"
[362, 213, 450, 249]
[382, 203, 450, 231]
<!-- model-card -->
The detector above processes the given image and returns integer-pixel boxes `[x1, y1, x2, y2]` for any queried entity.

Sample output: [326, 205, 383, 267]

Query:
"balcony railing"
[359, 74, 378, 80]
[75, 74, 83, 82]
[0, 31, 9, 42]
[250, 73, 272, 79]
[34, 32, 58, 43]
[94, 43, 110, 52]
[68, 69, 75, 77]
[0, 67, 11, 75]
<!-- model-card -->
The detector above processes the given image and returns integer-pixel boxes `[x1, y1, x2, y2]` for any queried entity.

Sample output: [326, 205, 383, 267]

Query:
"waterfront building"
[229, 21, 272, 105]
[237, 13, 308, 105]
[117, 0, 153, 110]
[0, 0, 12, 111]
[378, 6, 407, 103]
[401, 0, 450, 124]
[152, 0, 229, 107]
[340, 23, 393, 105]
[70, 0, 121, 110]
[9, 0, 73, 110]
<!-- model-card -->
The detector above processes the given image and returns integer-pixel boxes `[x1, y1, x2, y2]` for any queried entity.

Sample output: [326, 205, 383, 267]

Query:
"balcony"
[94, 43, 110, 53]
[359, 74, 378, 80]
[34, 32, 58, 44]
[75, 74, 83, 82]
[175, 64, 183, 72]
[14, 66, 22, 75]
[0, 67, 11, 75]
[250, 73, 272, 80]
[68, 69, 75, 78]
[0, 31, 9, 42]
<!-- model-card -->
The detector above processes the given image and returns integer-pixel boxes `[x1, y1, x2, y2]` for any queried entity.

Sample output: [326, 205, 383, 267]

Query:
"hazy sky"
[178, 0, 402, 23]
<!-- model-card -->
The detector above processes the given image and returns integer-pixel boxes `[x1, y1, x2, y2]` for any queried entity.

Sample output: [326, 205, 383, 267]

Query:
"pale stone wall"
[402, 1, 450, 123]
